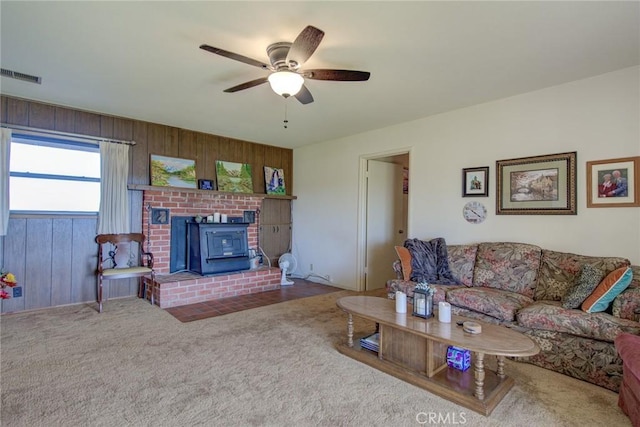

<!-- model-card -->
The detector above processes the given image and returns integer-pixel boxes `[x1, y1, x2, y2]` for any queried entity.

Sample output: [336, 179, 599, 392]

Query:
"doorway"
[357, 150, 410, 291]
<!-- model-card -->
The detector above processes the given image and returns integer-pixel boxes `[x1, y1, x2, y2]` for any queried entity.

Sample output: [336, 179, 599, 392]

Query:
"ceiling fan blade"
[294, 85, 314, 105]
[304, 69, 371, 81]
[286, 26, 325, 68]
[200, 44, 270, 69]
[223, 77, 269, 93]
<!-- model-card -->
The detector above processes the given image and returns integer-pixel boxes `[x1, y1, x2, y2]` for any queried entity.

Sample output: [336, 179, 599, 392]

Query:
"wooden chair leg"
[138, 277, 145, 299]
[150, 274, 155, 307]
[98, 275, 104, 313]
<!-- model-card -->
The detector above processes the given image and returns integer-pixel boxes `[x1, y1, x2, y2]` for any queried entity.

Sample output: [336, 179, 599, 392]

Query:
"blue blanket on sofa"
[404, 237, 460, 285]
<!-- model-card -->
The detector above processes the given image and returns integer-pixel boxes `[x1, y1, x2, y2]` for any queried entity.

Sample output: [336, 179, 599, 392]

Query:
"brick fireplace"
[136, 186, 281, 308]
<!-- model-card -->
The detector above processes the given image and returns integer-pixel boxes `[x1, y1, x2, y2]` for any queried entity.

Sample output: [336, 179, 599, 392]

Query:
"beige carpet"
[0, 291, 631, 427]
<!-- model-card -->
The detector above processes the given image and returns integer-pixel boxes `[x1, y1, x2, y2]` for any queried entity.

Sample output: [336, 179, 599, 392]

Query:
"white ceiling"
[1, 1, 638, 149]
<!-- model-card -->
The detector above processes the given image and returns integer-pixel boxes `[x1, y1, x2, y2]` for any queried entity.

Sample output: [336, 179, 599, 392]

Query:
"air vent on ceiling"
[1, 68, 42, 84]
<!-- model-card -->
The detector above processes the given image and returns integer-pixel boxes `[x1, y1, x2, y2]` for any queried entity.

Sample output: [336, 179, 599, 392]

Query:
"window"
[9, 134, 101, 213]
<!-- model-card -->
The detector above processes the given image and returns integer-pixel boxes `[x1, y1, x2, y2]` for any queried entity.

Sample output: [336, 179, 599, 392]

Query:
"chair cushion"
[517, 301, 640, 342]
[582, 266, 633, 313]
[102, 267, 152, 277]
[446, 287, 534, 322]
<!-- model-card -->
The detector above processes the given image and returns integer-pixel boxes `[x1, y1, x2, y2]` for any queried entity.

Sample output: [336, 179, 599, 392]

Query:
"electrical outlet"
[13, 286, 22, 298]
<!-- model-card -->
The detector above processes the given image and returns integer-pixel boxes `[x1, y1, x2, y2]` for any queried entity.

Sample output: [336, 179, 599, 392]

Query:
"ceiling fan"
[200, 25, 370, 105]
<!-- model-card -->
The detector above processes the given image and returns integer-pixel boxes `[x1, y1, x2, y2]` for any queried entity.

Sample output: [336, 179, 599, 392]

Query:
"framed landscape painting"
[150, 155, 196, 188]
[216, 161, 253, 193]
[264, 166, 286, 195]
[496, 151, 576, 215]
[586, 156, 640, 208]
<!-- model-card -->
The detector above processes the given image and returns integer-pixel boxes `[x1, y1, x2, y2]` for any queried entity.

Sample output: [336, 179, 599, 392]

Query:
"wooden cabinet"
[259, 199, 291, 267]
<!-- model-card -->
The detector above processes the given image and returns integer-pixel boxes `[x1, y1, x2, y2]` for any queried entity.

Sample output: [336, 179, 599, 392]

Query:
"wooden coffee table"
[336, 296, 539, 416]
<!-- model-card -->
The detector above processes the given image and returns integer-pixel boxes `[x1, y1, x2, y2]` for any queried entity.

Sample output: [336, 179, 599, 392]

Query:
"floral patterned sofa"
[386, 241, 640, 392]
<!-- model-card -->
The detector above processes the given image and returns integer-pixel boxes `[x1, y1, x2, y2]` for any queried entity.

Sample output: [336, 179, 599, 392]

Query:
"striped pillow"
[581, 266, 633, 313]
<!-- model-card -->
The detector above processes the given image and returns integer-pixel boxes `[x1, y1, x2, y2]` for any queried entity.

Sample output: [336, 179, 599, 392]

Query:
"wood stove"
[187, 222, 250, 275]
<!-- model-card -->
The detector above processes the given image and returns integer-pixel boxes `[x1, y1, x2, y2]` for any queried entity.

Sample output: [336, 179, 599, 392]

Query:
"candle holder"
[412, 282, 434, 319]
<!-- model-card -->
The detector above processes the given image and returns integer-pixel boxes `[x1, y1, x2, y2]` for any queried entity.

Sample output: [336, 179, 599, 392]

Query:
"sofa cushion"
[386, 280, 462, 305]
[446, 287, 534, 322]
[447, 244, 478, 287]
[472, 242, 542, 298]
[535, 249, 630, 301]
[582, 266, 633, 313]
[517, 301, 640, 342]
[562, 264, 605, 309]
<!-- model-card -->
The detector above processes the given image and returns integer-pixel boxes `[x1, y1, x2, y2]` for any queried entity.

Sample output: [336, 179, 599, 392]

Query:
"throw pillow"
[581, 266, 633, 313]
[561, 264, 605, 309]
[394, 246, 412, 280]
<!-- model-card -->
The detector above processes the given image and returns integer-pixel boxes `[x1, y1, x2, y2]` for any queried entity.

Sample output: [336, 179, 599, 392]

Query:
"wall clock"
[463, 201, 487, 224]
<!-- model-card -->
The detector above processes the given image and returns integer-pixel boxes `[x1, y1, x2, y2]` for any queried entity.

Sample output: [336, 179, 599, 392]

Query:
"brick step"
[144, 267, 282, 308]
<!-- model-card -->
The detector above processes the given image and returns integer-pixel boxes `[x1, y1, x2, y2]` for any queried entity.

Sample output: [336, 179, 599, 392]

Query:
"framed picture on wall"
[216, 161, 253, 193]
[586, 156, 640, 208]
[496, 151, 576, 215]
[198, 179, 215, 190]
[462, 166, 489, 197]
[150, 155, 197, 188]
[151, 208, 170, 224]
[264, 166, 286, 195]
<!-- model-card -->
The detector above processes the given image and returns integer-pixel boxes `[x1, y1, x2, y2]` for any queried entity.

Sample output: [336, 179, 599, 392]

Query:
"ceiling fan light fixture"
[268, 71, 304, 97]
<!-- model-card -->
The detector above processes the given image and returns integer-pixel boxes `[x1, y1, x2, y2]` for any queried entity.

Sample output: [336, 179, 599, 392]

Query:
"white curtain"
[97, 141, 130, 234]
[0, 129, 11, 236]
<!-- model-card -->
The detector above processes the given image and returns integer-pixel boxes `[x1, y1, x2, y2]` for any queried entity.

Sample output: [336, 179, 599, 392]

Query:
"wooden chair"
[96, 233, 155, 313]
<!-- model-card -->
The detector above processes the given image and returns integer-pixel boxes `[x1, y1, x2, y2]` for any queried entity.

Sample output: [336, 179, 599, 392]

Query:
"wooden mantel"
[128, 184, 297, 200]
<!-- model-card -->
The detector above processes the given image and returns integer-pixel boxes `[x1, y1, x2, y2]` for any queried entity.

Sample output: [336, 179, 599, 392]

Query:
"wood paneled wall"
[0, 95, 293, 313]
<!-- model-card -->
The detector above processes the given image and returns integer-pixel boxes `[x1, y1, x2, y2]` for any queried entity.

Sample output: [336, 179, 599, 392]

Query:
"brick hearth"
[138, 187, 282, 308]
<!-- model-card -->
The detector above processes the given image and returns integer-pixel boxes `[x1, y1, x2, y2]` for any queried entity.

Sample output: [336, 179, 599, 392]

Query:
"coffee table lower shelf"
[336, 340, 514, 416]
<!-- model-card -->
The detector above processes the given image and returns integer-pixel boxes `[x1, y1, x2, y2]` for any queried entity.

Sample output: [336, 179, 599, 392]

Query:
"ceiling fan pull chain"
[283, 102, 289, 129]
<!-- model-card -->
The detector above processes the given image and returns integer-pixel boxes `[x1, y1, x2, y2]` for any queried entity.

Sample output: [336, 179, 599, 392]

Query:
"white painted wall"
[292, 67, 640, 290]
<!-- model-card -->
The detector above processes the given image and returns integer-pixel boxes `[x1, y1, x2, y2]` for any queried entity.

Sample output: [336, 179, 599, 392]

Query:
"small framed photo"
[586, 156, 640, 208]
[151, 208, 170, 225]
[198, 179, 215, 190]
[462, 167, 489, 197]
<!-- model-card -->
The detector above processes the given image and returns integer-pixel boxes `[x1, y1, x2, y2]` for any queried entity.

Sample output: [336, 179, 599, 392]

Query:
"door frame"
[356, 147, 412, 292]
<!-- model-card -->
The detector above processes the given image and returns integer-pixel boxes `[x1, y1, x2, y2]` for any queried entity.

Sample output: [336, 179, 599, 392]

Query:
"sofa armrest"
[392, 259, 404, 280]
[613, 287, 640, 322]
